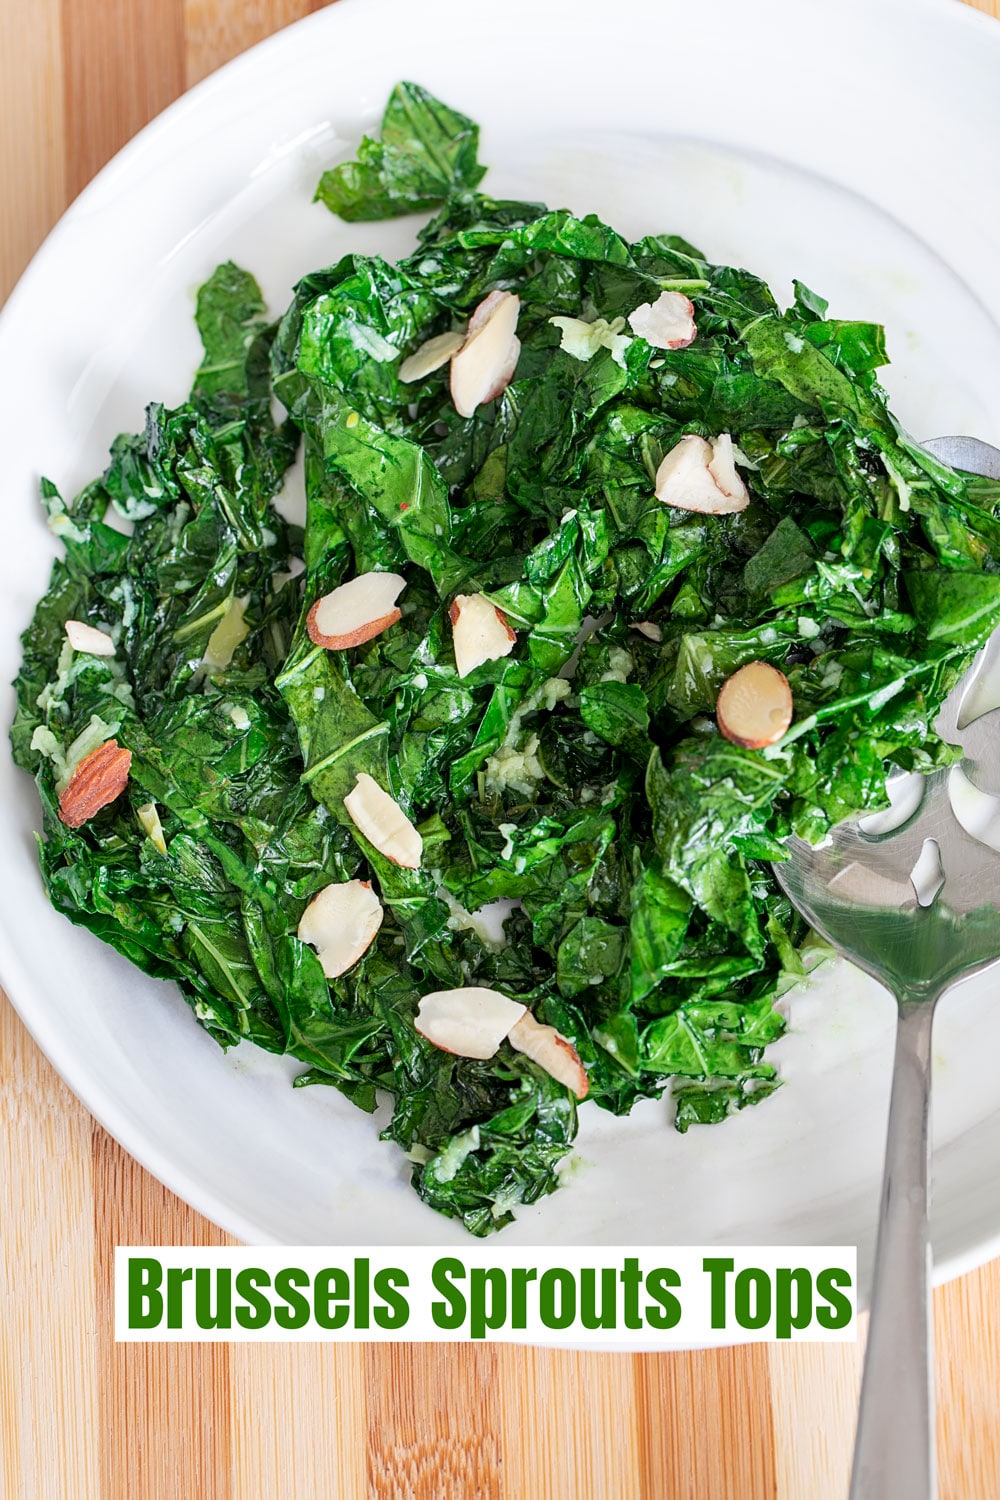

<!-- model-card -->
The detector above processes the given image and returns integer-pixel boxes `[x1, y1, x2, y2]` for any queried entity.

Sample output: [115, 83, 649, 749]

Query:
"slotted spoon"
[774, 435, 1000, 1500]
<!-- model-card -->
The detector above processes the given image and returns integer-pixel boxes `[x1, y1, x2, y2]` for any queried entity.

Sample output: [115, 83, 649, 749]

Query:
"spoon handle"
[850, 997, 937, 1500]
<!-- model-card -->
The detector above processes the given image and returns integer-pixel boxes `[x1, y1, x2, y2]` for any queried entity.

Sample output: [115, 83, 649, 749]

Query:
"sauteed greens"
[14, 83, 1000, 1234]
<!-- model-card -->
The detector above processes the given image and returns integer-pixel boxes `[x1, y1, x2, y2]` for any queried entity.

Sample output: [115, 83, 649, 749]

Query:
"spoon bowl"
[774, 434, 1000, 1500]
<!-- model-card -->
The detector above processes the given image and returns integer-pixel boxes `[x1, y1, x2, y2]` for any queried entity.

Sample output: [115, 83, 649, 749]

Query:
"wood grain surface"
[2, 2, 999, 1496]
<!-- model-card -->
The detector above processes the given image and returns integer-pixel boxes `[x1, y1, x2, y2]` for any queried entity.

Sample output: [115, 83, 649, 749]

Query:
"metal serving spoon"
[774, 434, 1000, 1500]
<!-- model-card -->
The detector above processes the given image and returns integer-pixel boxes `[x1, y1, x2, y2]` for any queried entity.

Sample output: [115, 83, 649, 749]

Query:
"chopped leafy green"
[14, 83, 1000, 1235]
[315, 81, 485, 221]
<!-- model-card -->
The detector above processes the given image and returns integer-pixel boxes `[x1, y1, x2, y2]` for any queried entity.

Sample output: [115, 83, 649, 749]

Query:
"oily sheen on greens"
[14, 83, 1000, 1236]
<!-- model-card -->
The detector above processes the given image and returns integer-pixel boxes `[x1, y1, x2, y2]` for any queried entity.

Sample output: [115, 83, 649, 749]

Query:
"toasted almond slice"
[307, 572, 406, 650]
[707, 432, 750, 505]
[482, 334, 520, 405]
[298, 879, 384, 978]
[343, 772, 422, 868]
[65, 619, 116, 656]
[654, 433, 749, 515]
[716, 661, 793, 749]
[450, 291, 520, 418]
[628, 290, 697, 350]
[465, 288, 511, 337]
[58, 740, 132, 828]
[654, 434, 724, 511]
[449, 592, 517, 678]
[399, 329, 466, 383]
[508, 1012, 589, 1099]
[415, 986, 527, 1060]
[631, 620, 663, 643]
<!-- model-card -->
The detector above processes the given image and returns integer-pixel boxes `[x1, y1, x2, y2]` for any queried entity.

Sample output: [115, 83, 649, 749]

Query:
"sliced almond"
[298, 879, 384, 978]
[628, 290, 697, 350]
[508, 1011, 589, 1099]
[654, 433, 749, 515]
[707, 432, 750, 505]
[449, 592, 517, 678]
[343, 772, 422, 868]
[415, 986, 527, 1060]
[716, 661, 793, 749]
[654, 435, 724, 512]
[450, 290, 520, 418]
[465, 288, 512, 338]
[65, 619, 116, 656]
[399, 329, 466, 383]
[482, 334, 520, 405]
[58, 739, 132, 828]
[631, 620, 663, 643]
[307, 572, 406, 650]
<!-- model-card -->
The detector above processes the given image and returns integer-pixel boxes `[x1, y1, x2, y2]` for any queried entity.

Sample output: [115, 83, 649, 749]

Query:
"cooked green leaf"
[315, 81, 486, 221]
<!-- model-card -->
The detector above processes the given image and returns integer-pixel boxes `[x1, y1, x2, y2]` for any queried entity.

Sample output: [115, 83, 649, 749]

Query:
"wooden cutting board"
[3, 2, 1000, 1495]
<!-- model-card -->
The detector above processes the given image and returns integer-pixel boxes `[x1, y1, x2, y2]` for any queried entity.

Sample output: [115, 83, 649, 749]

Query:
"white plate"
[3, 0, 1000, 1286]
